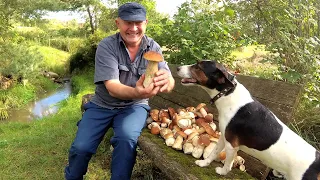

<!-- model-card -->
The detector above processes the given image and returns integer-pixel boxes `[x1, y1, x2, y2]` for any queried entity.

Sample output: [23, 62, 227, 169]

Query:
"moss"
[141, 129, 255, 180]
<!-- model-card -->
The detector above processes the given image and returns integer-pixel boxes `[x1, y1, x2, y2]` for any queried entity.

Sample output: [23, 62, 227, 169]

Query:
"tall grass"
[35, 45, 71, 76]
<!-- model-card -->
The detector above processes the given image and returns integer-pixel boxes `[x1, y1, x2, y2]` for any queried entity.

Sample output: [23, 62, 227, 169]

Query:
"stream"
[6, 81, 72, 122]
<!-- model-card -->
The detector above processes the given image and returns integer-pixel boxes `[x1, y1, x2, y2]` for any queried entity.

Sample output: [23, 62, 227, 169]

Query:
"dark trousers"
[64, 102, 150, 180]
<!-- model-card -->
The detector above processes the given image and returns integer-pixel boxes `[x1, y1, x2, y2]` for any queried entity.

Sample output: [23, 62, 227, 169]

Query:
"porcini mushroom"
[192, 134, 210, 158]
[172, 131, 187, 150]
[149, 109, 160, 122]
[183, 141, 194, 154]
[196, 103, 208, 117]
[160, 128, 172, 138]
[163, 132, 175, 146]
[196, 118, 216, 137]
[142, 51, 163, 87]
[150, 122, 161, 135]
[219, 150, 226, 161]
[203, 142, 217, 159]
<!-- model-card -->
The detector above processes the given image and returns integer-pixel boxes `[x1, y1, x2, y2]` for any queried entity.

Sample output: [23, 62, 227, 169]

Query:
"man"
[64, 2, 175, 180]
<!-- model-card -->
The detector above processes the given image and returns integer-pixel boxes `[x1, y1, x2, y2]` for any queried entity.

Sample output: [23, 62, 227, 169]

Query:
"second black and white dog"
[177, 60, 320, 180]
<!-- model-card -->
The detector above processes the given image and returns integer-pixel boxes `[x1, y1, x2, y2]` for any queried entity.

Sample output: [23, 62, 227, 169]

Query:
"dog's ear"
[215, 63, 229, 84]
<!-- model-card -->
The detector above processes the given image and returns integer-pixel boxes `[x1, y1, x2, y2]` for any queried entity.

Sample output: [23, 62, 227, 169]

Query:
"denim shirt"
[91, 33, 171, 109]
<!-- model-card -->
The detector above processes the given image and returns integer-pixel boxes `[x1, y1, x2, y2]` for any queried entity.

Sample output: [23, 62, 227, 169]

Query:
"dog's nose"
[176, 66, 181, 71]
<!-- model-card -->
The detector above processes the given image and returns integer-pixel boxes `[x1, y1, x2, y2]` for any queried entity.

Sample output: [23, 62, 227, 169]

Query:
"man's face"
[116, 18, 148, 46]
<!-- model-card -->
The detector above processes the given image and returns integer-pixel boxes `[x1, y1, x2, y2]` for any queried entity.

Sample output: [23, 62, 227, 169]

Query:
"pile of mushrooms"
[146, 103, 246, 172]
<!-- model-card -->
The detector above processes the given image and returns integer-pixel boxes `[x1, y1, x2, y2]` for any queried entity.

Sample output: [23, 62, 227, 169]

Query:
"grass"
[0, 69, 158, 180]
[0, 71, 91, 179]
[34, 45, 71, 76]
[0, 96, 82, 179]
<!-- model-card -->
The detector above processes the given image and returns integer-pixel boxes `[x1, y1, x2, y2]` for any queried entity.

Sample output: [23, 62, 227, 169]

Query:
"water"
[7, 81, 72, 122]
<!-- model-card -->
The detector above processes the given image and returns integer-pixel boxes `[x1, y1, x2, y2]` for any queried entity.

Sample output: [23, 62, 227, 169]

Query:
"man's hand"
[135, 74, 160, 99]
[153, 69, 175, 93]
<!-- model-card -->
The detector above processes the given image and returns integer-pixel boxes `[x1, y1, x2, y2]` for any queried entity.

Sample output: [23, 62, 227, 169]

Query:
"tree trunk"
[86, 5, 95, 34]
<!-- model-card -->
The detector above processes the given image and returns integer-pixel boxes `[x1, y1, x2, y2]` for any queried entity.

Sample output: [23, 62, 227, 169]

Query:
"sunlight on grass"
[231, 45, 268, 60]
[230, 45, 279, 80]
[33, 45, 71, 75]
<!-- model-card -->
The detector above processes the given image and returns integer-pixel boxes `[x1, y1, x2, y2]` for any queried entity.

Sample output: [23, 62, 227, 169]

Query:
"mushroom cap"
[151, 126, 160, 135]
[143, 51, 163, 62]
[167, 107, 176, 119]
[196, 103, 206, 110]
[219, 151, 226, 160]
[204, 114, 214, 123]
[186, 106, 196, 113]
[150, 109, 159, 121]
[198, 134, 211, 146]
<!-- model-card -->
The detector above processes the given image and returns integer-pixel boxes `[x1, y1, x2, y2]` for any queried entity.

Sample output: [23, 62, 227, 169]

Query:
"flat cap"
[118, 2, 146, 21]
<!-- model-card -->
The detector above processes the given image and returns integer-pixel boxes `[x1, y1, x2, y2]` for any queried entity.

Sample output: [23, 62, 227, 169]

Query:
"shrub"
[153, 1, 244, 66]
[69, 30, 116, 73]
[0, 42, 42, 80]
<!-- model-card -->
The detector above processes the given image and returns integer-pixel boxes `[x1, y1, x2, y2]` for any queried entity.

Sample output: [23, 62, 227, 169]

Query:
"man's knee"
[70, 141, 96, 155]
[111, 136, 138, 149]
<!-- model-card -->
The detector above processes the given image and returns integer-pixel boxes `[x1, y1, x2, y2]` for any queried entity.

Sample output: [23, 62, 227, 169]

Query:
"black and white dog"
[177, 60, 320, 180]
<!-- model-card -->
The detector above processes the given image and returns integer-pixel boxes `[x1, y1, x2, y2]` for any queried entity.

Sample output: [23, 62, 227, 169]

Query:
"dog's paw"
[195, 160, 210, 167]
[215, 167, 228, 175]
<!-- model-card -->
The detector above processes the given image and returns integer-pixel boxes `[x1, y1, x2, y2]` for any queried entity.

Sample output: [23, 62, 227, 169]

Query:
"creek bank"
[6, 79, 71, 122]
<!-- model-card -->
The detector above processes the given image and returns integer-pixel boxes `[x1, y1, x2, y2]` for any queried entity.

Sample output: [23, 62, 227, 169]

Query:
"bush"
[13, 27, 47, 43]
[69, 30, 116, 73]
[153, 1, 244, 66]
[0, 42, 42, 80]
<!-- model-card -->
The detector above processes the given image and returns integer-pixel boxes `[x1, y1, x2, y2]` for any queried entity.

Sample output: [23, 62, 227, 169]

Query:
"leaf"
[225, 8, 235, 17]
[281, 70, 302, 83]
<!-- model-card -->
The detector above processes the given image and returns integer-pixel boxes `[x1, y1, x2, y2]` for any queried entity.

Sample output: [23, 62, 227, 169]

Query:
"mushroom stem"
[143, 61, 158, 88]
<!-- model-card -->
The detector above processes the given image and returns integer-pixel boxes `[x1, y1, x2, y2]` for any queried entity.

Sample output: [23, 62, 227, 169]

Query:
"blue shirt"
[91, 32, 171, 109]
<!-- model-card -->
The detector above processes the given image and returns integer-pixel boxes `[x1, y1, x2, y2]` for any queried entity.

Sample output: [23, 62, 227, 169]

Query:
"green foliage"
[153, 1, 243, 65]
[5, 84, 36, 108]
[69, 30, 115, 73]
[0, 92, 9, 120]
[31, 75, 59, 92]
[35, 45, 71, 76]
[0, 42, 42, 80]
[13, 27, 46, 42]
[226, 0, 320, 105]
[69, 45, 96, 74]
[70, 67, 95, 95]
[0, 0, 75, 40]
[45, 37, 84, 53]
[14, 24, 86, 53]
